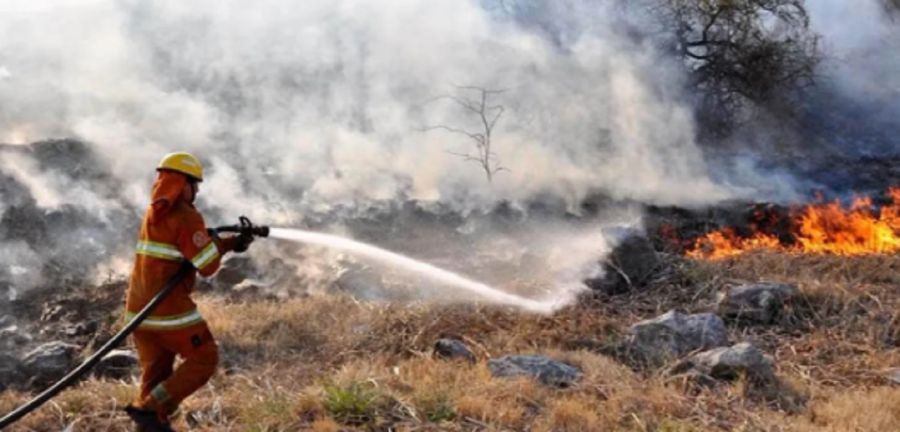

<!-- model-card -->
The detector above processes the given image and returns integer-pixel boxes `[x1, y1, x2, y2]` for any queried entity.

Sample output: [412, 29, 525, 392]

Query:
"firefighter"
[124, 152, 252, 432]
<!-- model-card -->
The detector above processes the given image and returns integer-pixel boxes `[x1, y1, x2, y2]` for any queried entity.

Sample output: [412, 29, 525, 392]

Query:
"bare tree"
[650, 0, 820, 136]
[423, 86, 507, 183]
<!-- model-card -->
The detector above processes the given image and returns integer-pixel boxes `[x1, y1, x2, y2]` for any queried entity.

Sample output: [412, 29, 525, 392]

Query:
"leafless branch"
[421, 85, 509, 182]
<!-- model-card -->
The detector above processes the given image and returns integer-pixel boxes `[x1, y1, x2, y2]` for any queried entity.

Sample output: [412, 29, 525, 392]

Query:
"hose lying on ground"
[0, 261, 193, 430]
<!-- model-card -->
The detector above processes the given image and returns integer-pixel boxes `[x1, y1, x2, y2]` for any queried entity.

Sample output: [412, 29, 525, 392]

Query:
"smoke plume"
[0, 0, 734, 214]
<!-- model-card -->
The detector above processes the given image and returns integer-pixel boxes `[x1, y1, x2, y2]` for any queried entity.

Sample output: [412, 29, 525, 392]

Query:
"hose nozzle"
[212, 216, 270, 238]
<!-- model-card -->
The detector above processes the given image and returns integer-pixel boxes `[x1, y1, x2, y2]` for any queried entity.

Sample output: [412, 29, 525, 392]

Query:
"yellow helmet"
[157, 151, 204, 181]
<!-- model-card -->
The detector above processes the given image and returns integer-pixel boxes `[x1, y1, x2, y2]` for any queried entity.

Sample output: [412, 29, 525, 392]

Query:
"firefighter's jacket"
[125, 171, 229, 330]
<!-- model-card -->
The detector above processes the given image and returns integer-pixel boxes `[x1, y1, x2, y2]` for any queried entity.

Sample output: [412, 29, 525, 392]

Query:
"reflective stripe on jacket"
[125, 171, 227, 330]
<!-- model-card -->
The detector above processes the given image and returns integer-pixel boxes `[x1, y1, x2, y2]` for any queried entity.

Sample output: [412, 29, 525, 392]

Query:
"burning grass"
[687, 187, 900, 259]
[1, 252, 899, 430]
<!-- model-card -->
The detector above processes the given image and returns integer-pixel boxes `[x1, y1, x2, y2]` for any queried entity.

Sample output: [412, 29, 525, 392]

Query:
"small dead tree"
[423, 86, 507, 183]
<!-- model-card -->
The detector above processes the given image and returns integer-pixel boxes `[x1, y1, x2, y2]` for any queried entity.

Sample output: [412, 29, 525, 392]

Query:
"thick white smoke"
[808, 0, 900, 100]
[11, 0, 892, 306]
[0, 0, 734, 219]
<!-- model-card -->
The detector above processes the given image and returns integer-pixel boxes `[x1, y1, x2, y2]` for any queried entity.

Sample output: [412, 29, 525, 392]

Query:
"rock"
[0, 325, 33, 349]
[22, 341, 80, 386]
[62, 322, 96, 337]
[0, 315, 12, 327]
[94, 349, 139, 379]
[625, 310, 729, 366]
[666, 343, 803, 411]
[672, 343, 776, 382]
[213, 256, 254, 289]
[433, 338, 475, 363]
[0, 353, 24, 391]
[335, 266, 387, 300]
[214, 256, 306, 300]
[487, 355, 582, 387]
[584, 234, 661, 295]
[40, 304, 67, 323]
[717, 282, 799, 323]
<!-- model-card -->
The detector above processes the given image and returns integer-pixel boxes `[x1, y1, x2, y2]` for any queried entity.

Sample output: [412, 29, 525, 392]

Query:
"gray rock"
[584, 234, 660, 295]
[63, 322, 95, 337]
[434, 338, 475, 363]
[0, 325, 33, 349]
[40, 304, 67, 323]
[488, 355, 581, 387]
[0, 353, 24, 391]
[94, 349, 139, 379]
[717, 282, 799, 323]
[680, 343, 776, 381]
[213, 256, 254, 289]
[625, 310, 729, 366]
[335, 266, 386, 300]
[22, 341, 80, 385]
[0, 315, 12, 327]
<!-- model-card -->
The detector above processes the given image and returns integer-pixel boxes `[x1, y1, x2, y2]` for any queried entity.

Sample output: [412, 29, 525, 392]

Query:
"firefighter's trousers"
[132, 322, 218, 418]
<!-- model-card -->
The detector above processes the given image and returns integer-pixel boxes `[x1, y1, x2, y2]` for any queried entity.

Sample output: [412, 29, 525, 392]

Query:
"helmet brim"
[156, 167, 203, 182]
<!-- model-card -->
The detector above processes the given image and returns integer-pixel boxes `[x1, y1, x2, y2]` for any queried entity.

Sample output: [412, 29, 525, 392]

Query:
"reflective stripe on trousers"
[125, 309, 205, 330]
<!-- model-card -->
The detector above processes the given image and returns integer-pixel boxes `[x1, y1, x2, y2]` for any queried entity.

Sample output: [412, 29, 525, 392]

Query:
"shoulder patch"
[193, 231, 210, 248]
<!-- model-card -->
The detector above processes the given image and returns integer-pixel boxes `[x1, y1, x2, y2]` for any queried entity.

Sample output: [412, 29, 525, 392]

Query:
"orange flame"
[687, 187, 900, 259]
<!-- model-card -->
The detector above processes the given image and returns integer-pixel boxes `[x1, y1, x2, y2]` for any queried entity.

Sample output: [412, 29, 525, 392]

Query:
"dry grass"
[2, 253, 898, 431]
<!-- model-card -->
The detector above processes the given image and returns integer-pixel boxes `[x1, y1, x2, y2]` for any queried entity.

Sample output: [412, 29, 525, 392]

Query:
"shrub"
[322, 380, 382, 425]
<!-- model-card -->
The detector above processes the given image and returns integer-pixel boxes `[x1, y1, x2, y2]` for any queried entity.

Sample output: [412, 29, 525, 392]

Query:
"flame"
[687, 187, 900, 259]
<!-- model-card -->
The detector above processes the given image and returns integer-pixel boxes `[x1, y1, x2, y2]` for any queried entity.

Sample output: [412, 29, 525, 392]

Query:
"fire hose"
[0, 217, 269, 430]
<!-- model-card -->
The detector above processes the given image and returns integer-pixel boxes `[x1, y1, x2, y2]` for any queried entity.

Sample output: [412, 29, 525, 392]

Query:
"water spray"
[269, 228, 560, 313]
[207, 218, 557, 312]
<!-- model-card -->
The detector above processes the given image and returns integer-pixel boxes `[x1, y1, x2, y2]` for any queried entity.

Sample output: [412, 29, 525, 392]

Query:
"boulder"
[717, 282, 799, 324]
[433, 338, 475, 363]
[487, 355, 582, 387]
[670, 343, 775, 382]
[94, 349, 139, 379]
[22, 341, 80, 386]
[625, 310, 729, 366]
[0, 353, 24, 391]
[584, 234, 660, 295]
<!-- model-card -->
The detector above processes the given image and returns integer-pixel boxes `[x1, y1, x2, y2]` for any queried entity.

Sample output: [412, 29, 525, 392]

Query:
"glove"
[232, 232, 254, 253]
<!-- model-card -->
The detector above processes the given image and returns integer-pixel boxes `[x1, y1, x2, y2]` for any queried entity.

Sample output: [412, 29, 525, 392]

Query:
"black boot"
[125, 405, 176, 432]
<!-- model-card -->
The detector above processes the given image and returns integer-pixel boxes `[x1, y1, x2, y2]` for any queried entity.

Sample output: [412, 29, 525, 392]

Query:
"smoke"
[808, 0, 900, 98]
[0, 241, 44, 301]
[690, 0, 900, 196]
[0, 152, 63, 209]
[20, 0, 894, 305]
[0, 0, 736, 214]
[805, 0, 900, 157]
